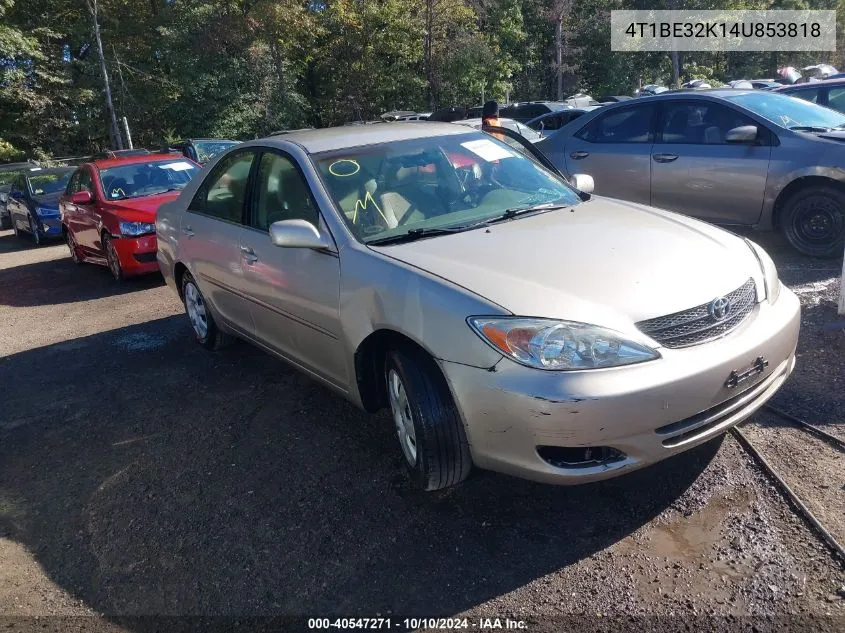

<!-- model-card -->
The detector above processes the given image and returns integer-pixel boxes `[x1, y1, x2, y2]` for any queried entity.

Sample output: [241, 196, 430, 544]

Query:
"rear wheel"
[781, 185, 845, 258]
[181, 272, 229, 350]
[385, 347, 472, 491]
[102, 233, 123, 281]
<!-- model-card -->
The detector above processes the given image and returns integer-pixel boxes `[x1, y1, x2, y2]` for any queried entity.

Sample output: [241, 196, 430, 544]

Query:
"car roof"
[776, 78, 845, 89]
[267, 122, 474, 153]
[90, 152, 192, 169]
[455, 117, 521, 126]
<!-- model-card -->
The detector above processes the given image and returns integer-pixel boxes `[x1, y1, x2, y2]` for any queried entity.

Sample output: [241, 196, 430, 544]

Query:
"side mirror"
[71, 190, 93, 204]
[725, 125, 759, 144]
[572, 173, 595, 194]
[269, 219, 330, 250]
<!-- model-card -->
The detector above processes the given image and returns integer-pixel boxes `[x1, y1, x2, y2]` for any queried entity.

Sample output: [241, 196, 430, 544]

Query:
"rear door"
[561, 103, 655, 204]
[650, 100, 771, 225]
[68, 167, 100, 251]
[7, 175, 27, 230]
[180, 149, 259, 337]
[239, 149, 346, 389]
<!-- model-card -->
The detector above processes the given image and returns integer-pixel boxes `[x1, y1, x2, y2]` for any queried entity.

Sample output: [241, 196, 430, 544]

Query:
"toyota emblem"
[709, 296, 732, 321]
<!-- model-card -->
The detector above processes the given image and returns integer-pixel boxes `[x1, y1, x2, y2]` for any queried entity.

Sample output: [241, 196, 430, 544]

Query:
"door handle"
[183, 225, 195, 237]
[652, 153, 679, 163]
[240, 245, 258, 263]
[570, 150, 589, 159]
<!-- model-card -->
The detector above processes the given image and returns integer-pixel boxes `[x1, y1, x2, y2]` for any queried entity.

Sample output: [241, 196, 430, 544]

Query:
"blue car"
[7, 167, 74, 246]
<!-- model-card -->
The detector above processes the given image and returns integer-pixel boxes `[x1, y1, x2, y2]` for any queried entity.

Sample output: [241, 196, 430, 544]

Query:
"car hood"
[33, 192, 62, 210]
[372, 197, 764, 336]
[102, 191, 182, 222]
[813, 129, 845, 143]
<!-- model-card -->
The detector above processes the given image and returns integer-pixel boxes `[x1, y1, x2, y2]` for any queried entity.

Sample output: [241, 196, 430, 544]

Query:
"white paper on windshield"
[159, 161, 194, 171]
[460, 139, 515, 162]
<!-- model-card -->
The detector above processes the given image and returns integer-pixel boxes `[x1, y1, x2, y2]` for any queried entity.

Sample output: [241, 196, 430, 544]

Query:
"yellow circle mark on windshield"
[328, 159, 360, 177]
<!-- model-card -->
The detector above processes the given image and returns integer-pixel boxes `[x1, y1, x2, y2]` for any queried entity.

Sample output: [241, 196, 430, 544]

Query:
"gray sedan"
[157, 123, 799, 490]
[536, 89, 845, 257]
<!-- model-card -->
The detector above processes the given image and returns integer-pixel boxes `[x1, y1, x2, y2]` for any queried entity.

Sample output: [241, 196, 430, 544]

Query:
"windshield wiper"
[490, 202, 571, 223]
[367, 224, 484, 246]
[788, 125, 834, 132]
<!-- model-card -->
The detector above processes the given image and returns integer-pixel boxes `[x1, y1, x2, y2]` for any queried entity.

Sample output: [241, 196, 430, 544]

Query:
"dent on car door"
[238, 150, 346, 389]
[563, 104, 655, 204]
[650, 101, 771, 225]
[181, 150, 258, 337]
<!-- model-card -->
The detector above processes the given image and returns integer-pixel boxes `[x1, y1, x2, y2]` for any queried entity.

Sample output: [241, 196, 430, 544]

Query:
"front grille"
[636, 278, 757, 348]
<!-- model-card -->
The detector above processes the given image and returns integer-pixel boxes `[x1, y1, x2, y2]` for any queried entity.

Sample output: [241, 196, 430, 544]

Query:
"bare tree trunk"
[86, 0, 122, 150]
[671, 50, 681, 87]
[425, 0, 435, 110]
[555, 15, 563, 100]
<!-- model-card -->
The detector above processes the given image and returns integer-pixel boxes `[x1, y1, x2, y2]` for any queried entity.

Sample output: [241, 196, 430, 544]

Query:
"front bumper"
[111, 234, 160, 276]
[36, 215, 63, 238]
[440, 287, 801, 485]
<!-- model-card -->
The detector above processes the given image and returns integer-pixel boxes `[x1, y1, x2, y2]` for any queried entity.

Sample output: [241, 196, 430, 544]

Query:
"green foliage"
[2, 0, 845, 159]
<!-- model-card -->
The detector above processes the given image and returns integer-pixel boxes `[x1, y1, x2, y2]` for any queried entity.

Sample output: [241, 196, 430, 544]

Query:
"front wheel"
[29, 216, 42, 246]
[66, 229, 83, 264]
[181, 272, 229, 350]
[102, 234, 123, 281]
[781, 186, 845, 258]
[385, 348, 472, 491]
[11, 216, 21, 239]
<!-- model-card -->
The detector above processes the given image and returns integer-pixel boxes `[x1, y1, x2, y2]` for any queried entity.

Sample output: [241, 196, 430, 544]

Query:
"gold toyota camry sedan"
[156, 122, 800, 491]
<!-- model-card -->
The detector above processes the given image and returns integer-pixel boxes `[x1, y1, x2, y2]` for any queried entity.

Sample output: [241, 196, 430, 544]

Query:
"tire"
[29, 216, 41, 247]
[102, 233, 123, 281]
[781, 185, 845, 258]
[384, 347, 472, 491]
[0, 213, 9, 230]
[11, 215, 21, 239]
[66, 229, 83, 264]
[181, 271, 229, 350]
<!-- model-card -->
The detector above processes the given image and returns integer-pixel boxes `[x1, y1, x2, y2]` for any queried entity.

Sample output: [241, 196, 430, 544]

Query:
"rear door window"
[190, 151, 256, 223]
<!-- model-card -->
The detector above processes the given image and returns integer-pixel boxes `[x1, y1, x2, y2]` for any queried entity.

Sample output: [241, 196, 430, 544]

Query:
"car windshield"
[27, 171, 72, 196]
[98, 160, 199, 200]
[194, 140, 239, 163]
[313, 132, 581, 244]
[725, 91, 845, 129]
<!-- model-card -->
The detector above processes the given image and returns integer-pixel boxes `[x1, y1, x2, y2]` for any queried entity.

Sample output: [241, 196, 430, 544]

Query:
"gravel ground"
[0, 228, 843, 633]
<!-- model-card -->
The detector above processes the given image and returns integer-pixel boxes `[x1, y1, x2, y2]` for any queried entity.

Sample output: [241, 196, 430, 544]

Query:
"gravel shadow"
[0, 315, 722, 621]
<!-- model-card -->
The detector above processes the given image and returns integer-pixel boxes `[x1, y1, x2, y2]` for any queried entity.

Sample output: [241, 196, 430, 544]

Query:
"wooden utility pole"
[86, 0, 123, 150]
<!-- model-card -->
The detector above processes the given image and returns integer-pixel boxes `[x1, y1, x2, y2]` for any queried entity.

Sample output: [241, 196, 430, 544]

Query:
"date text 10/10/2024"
[308, 617, 528, 630]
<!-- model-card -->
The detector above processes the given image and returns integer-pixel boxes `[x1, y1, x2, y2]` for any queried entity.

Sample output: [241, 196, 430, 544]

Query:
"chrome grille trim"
[637, 279, 757, 348]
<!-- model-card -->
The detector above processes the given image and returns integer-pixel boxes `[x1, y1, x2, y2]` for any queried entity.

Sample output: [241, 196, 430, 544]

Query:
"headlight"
[35, 206, 57, 217]
[744, 239, 781, 304]
[119, 221, 156, 236]
[468, 317, 660, 370]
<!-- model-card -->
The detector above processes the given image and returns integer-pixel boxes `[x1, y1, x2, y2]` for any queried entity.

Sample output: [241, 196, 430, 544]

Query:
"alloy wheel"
[66, 231, 81, 263]
[105, 237, 121, 280]
[388, 368, 417, 466]
[184, 281, 208, 340]
[29, 217, 41, 246]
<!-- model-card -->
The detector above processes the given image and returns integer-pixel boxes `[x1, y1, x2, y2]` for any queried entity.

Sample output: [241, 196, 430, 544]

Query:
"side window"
[827, 87, 845, 113]
[66, 171, 80, 195]
[576, 105, 654, 143]
[190, 151, 255, 222]
[251, 152, 318, 231]
[78, 169, 94, 194]
[661, 102, 759, 145]
[783, 87, 821, 104]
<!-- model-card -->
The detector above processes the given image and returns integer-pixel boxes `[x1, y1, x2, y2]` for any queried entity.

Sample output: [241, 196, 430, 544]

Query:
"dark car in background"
[775, 78, 845, 115]
[170, 139, 239, 165]
[7, 167, 75, 245]
[537, 89, 845, 257]
[0, 161, 39, 229]
[526, 106, 603, 137]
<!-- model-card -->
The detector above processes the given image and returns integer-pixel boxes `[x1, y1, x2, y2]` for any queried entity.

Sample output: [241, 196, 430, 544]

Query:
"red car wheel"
[103, 234, 123, 281]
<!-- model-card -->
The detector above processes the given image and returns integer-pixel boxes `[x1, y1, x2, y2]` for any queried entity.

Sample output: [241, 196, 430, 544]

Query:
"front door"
[180, 150, 258, 337]
[562, 103, 655, 204]
[650, 101, 771, 225]
[239, 149, 346, 389]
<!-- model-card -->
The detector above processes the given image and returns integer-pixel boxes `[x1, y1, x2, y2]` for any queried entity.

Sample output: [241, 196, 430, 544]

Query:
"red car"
[60, 154, 200, 280]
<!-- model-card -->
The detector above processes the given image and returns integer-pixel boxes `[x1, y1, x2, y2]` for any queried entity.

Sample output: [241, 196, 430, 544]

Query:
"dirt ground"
[0, 227, 843, 632]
